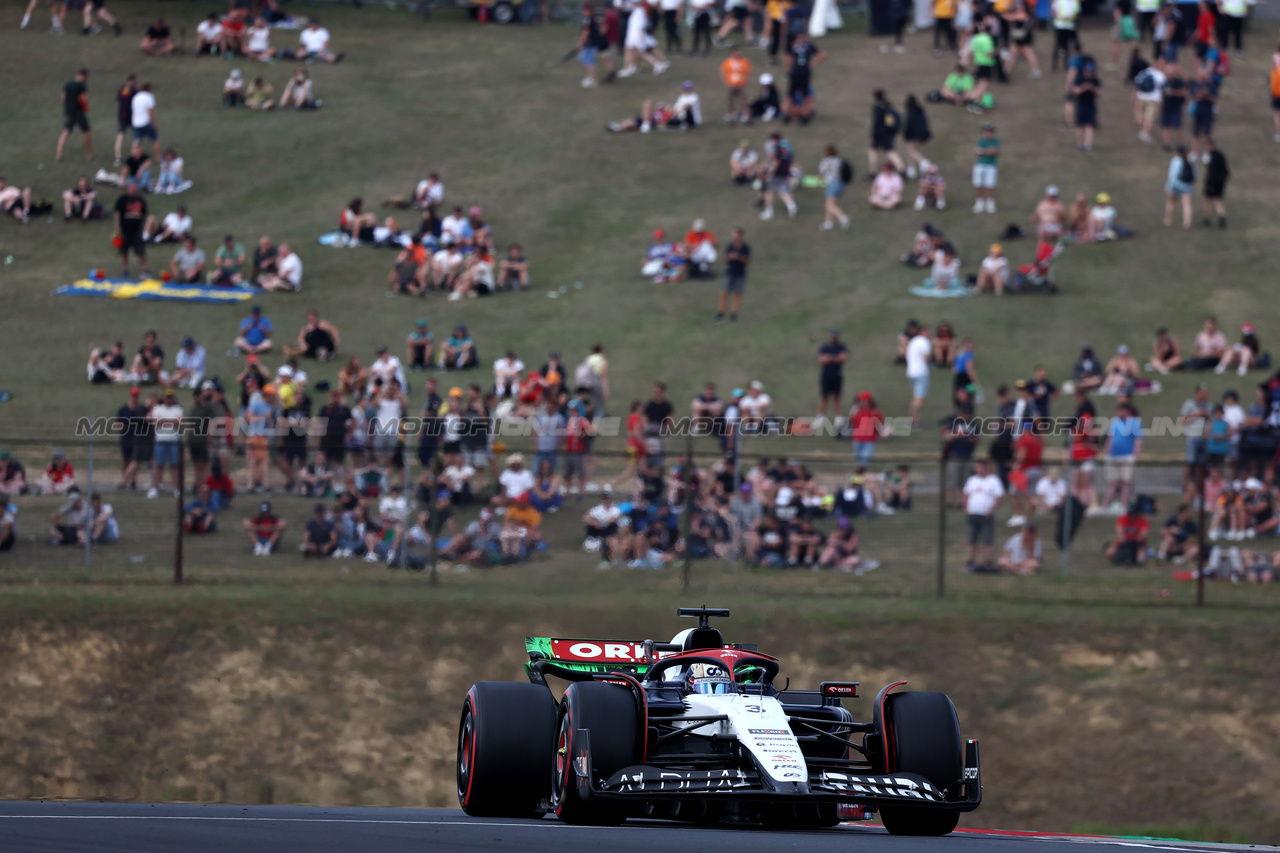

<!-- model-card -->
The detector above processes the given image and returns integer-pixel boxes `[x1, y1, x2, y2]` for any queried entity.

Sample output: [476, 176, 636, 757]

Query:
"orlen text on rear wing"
[524, 637, 679, 685]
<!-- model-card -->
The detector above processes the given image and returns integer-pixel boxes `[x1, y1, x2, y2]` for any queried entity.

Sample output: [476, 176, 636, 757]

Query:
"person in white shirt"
[260, 243, 302, 292]
[739, 380, 772, 425]
[299, 19, 343, 63]
[442, 455, 477, 500]
[607, 81, 702, 133]
[998, 524, 1041, 575]
[89, 493, 120, 545]
[1051, 0, 1081, 70]
[197, 13, 224, 54]
[493, 351, 525, 398]
[147, 204, 191, 244]
[584, 487, 623, 564]
[974, 243, 1008, 294]
[1086, 192, 1117, 241]
[730, 141, 759, 184]
[499, 453, 536, 500]
[172, 336, 206, 389]
[928, 242, 960, 290]
[963, 459, 1005, 570]
[1033, 466, 1067, 513]
[415, 172, 444, 211]
[1133, 59, 1166, 144]
[130, 82, 160, 159]
[905, 322, 931, 425]
[618, 1, 669, 78]
[367, 348, 407, 394]
[440, 205, 473, 245]
[245, 17, 275, 60]
[148, 388, 184, 499]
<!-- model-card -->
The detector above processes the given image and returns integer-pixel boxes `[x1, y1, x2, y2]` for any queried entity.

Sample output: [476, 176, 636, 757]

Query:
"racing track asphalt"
[0, 803, 1259, 853]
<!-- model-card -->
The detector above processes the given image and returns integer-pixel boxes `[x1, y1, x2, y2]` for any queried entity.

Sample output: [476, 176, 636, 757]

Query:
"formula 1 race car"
[456, 606, 981, 834]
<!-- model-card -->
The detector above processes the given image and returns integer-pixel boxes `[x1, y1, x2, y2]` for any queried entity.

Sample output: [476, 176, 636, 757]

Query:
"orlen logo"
[770, 755, 796, 762]
[551, 641, 649, 662]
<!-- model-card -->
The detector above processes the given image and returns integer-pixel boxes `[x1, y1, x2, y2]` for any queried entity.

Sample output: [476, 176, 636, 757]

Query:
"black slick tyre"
[457, 681, 556, 817]
[551, 681, 639, 826]
[877, 691, 963, 837]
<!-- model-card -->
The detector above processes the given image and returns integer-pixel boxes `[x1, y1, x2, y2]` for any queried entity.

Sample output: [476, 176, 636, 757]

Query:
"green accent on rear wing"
[523, 636, 655, 684]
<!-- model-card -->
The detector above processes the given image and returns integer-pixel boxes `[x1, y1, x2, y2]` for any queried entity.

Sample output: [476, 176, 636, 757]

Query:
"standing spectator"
[966, 24, 997, 110]
[953, 338, 979, 393]
[905, 322, 931, 425]
[1050, 0, 1081, 71]
[1271, 55, 1280, 143]
[113, 181, 149, 277]
[243, 381, 274, 492]
[234, 305, 274, 355]
[534, 399, 566, 474]
[187, 381, 219, 486]
[148, 388, 183, 499]
[1164, 146, 1196, 230]
[644, 381, 675, 457]
[818, 146, 850, 230]
[116, 387, 145, 490]
[759, 133, 797, 221]
[1100, 401, 1143, 514]
[659, 0, 683, 56]
[299, 18, 344, 64]
[1007, 418, 1044, 525]
[849, 392, 884, 466]
[720, 46, 752, 122]
[972, 124, 1000, 214]
[1005, 0, 1042, 78]
[817, 329, 848, 420]
[784, 31, 824, 122]
[242, 500, 287, 555]
[1134, 59, 1166, 144]
[689, 0, 714, 55]
[1188, 68, 1216, 161]
[1179, 382, 1210, 482]
[714, 227, 751, 322]
[963, 459, 1005, 571]
[868, 90, 905, 175]
[1072, 63, 1100, 152]
[1160, 61, 1188, 149]
[576, 5, 615, 89]
[934, 0, 957, 55]
[56, 68, 92, 163]
[130, 82, 160, 159]
[1217, 0, 1244, 55]
[111, 75, 137, 167]
[1201, 138, 1229, 228]
[902, 95, 932, 178]
[944, 409, 979, 507]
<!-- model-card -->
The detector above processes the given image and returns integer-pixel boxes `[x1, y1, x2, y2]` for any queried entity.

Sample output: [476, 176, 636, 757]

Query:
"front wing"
[570, 730, 983, 812]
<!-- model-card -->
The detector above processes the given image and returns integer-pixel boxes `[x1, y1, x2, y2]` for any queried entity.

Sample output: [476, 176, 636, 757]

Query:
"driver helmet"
[688, 663, 732, 695]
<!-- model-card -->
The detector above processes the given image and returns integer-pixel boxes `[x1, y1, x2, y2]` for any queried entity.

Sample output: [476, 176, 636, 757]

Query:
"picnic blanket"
[318, 230, 412, 248]
[909, 278, 974, 298]
[56, 275, 255, 304]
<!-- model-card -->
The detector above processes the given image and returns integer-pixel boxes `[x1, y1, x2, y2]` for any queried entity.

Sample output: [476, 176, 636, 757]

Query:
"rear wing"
[523, 637, 759, 686]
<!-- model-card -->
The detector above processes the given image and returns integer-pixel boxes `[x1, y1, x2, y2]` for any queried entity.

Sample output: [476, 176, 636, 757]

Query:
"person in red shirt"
[1194, 1, 1215, 56]
[684, 218, 718, 276]
[204, 458, 236, 512]
[1068, 390, 1098, 508]
[563, 404, 594, 496]
[1007, 418, 1045, 526]
[1105, 507, 1149, 565]
[848, 391, 884, 466]
[37, 450, 77, 496]
[242, 500, 287, 556]
[611, 400, 647, 489]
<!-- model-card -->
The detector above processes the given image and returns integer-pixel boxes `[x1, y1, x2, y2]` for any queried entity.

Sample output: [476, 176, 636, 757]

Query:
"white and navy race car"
[456, 606, 981, 834]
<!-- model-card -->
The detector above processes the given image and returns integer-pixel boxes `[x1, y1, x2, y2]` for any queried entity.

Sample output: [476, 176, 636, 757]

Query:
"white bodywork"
[677, 692, 809, 790]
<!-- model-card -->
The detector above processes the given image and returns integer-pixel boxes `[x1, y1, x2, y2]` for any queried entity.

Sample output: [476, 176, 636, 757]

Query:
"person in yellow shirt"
[765, 0, 790, 64]
[934, 0, 957, 54]
[720, 45, 753, 122]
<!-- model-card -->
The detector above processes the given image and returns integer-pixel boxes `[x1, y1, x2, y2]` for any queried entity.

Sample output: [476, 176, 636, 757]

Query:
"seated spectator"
[297, 457, 337, 499]
[183, 484, 219, 533]
[259, 243, 302, 292]
[1147, 327, 1182, 374]
[974, 243, 1008, 295]
[303, 503, 338, 557]
[119, 140, 152, 191]
[940, 64, 974, 105]
[925, 241, 960, 290]
[607, 81, 702, 132]
[207, 233, 246, 286]
[405, 320, 434, 371]
[1099, 344, 1139, 394]
[438, 324, 478, 370]
[745, 73, 780, 124]
[1066, 192, 1090, 238]
[245, 17, 275, 60]
[583, 486, 623, 564]
[415, 172, 444, 212]
[49, 487, 92, 545]
[900, 223, 943, 266]
[252, 235, 278, 283]
[684, 218, 718, 276]
[912, 164, 946, 211]
[528, 459, 563, 514]
[739, 380, 772, 426]
[37, 449, 76, 496]
[169, 236, 206, 283]
[281, 67, 318, 110]
[388, 236, 427, 295]
[87, 340, 127, 384]
[340, 198, 378, 243]
[501, 492, 544, 562]
[1237, 549, 1278, 584]
[88, 492, 119, 545]
[497, 243, 530, 291]
[234, 305, 274, 355]
[493, 350, 524, 399]
[1183, 316, 1227, 371]
[0, 452, 27, 497]
[1157, 504, 1198, 562]
[1216, 323, 1260, 377]
[224, 69, 245, 107]
[642, 228, 673, 276]
[1086, 192, 1117, 241]
[126, 330, 166, 384]
[439, 205, 473, 247]
[1105, 505, 1150, 565]
[0, 178, 33, 222]
[884, 464, 912, 510]
[245, 76, 275, 111]
[338, 355, 369, 397]
[730, 140, 759, 184]
[869, 162, 903, 210]
[62, 176, 100, 221]
[785, 517, 825, 567]
[997, 524, 1041, 575]
[447, 251, 497, 301]
[283, 309, 341, 361]
[148, 204, 191, 245]
[198, 13, 225, 55]
[0, 490, 14, 551]
[219, 9, 248, 56]
[171, 336, 206, 389]
[652, 242, 689, 283]
[818, 517, 861, 570]
[1033, 466, 1066, 513]
[153, 148, 189, 195]
[242, 500, 287, 555]
[1072, 346, 1103, 392]
[140, 17, 175, 56]
[299, 18, 344, 64]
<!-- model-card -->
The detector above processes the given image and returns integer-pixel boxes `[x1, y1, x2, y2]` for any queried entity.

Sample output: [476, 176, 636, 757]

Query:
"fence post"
[174, 436, 184, 585]
[85, 432, 94, 570]
[1196, 462, 1206, 606]
[400, 439, 410, 571]
[1060, 460, 1073, 578]
[682, 434, 694, 593]
[428, 457, 442, 588]
[936, 446, 947, 599]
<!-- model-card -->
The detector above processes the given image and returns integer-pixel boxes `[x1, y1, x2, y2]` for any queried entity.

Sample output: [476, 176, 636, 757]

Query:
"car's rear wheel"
[551, 681, 639, 826]
[457, 681, 556, 817]
[491, 1, 515, 23]
[877, 691, 963, 837]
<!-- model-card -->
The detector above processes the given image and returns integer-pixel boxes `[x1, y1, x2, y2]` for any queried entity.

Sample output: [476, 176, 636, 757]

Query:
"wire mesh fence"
[0, 424, 1275, 608]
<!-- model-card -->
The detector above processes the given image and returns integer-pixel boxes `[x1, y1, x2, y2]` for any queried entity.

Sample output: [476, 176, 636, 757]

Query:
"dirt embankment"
[2, 608, 1277, 842]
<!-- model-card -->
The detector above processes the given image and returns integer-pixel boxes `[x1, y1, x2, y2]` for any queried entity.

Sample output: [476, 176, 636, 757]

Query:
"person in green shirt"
[971, 124, 1000, 214]
[941, 64, 974, 104]
[967, 28, 996, 113]
[213, 233, 247, 286]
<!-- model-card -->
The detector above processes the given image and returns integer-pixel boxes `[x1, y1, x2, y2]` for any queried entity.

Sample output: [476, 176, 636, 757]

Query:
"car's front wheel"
[877, 690, 963, 837]
[490, 1, 515, 23]
[551, 681, 639, 826]
[457, 681, 556, 817]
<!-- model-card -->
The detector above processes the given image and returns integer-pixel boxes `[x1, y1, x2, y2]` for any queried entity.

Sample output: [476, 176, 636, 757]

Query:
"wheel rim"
[457, 706, 475, 805]
[551, 714, 571, 811]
